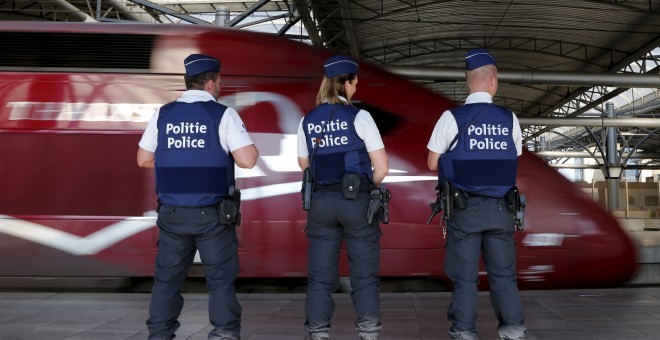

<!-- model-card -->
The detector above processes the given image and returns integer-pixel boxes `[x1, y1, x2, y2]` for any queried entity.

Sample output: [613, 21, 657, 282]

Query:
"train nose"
[575, 213, 637, 287]
[516, 206, 636, 289]
[515, 153, 637, 289]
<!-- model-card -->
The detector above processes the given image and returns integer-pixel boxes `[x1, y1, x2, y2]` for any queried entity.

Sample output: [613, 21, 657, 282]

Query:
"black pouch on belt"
[341, 172, 362, 200]
[506, 186, 519, 214]
[219, 185, 242, 226]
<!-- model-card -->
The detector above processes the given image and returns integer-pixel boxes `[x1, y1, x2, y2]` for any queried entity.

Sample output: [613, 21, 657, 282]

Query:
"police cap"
[184, 54, 221, 77]
[324, 55, 359, 78]
[465, 48, 497, 71]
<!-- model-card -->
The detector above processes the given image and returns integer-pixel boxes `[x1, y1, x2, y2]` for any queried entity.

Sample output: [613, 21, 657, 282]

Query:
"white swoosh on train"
[0, 175, 436, 255]
[0, 215, 156, 255]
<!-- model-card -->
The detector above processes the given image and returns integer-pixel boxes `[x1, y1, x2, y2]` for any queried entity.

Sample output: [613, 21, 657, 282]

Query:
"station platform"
[1, 287, 660, 339]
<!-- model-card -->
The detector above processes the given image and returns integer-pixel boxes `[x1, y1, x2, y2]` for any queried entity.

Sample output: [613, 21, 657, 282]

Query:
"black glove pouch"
[342, 172, 362, 200]
[219, 186, 241, 226]
[453, 189, 467, 210]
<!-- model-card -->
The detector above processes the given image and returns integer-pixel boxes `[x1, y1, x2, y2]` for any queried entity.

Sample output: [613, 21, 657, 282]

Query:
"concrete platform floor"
[1, 287, 660, 339]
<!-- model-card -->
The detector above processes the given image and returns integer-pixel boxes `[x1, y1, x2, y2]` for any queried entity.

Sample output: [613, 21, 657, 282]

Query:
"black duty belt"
[200, 202, 221, 209]
[158, 202, 220, 210]
[461, 191, 498, 199]
[314, 181, 372, 193]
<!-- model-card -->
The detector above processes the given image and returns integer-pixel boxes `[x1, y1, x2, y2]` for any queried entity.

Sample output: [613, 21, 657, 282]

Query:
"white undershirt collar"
[465, 92, 493, 104]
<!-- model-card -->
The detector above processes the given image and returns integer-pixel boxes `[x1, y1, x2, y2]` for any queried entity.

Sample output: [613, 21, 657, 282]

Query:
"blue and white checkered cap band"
[324, 55, 359, 78]
[465, 48, 497, 71]
[184, 54, 221, 77]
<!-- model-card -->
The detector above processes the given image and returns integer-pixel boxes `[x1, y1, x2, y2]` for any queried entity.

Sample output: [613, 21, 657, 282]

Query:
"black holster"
[302, 168, 313, 211]
[367, 184, 391, 225]
[427, 181, 454, 224]
[219, 185, 241, 226]
[442, 180, 454, 222]
[505, 186, 527, 231]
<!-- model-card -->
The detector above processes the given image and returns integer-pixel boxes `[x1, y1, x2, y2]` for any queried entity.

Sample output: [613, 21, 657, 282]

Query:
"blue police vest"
[438, 103, 518, 198]
[303, 103, 373, 185]
[155, 100, 235, 206]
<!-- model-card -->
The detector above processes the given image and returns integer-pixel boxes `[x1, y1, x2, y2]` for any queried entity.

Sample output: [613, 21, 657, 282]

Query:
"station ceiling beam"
[386, 67, 660, 88]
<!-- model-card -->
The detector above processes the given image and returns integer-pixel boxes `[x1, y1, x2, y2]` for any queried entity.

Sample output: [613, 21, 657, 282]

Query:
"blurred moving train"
[0, 22, 636, 290]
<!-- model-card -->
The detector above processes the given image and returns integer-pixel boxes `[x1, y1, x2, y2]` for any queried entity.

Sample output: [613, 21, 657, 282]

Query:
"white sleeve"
[427, 110, 458, 154]
[297, 118, 309, 158]
[512, 113, 523, 156]
[138, 111, 159, 152]
[354, 110, 385, 152]
[219, 107, 254, 153]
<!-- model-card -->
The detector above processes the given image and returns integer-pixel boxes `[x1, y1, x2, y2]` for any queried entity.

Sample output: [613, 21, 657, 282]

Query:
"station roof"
[1, 0, 660, 165]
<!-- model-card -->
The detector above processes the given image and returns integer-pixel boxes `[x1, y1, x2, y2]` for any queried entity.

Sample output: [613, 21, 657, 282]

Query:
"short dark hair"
[184, 70, 219, 90]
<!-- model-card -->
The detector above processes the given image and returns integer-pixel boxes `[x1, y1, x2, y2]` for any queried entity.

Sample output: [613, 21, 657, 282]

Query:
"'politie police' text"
[466, 123, 510, 150]
[307, 119, 350, 148]
[165, 121, 209, 149]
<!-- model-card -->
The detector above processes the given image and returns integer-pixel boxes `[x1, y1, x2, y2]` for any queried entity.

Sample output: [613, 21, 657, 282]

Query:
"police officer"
[427, 49, 526, 340]
[297, 55, 389, 340]
[137, 53, 259, 340]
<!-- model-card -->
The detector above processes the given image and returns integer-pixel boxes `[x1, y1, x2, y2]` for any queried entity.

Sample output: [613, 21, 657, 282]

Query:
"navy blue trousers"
[147, 205, 241, 340]
[445, 196, 526, 340]
[304, 190, 382, 337]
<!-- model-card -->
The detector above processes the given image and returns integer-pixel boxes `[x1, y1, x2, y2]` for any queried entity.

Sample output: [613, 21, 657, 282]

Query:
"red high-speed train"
[0, 22, 636, 289]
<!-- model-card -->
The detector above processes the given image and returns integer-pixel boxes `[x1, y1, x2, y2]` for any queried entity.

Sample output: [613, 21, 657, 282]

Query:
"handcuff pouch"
[341, 172, 362, 200]
[219, 186, 242, 226]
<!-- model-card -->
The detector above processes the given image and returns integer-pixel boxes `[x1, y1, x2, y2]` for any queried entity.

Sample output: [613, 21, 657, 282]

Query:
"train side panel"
[0, 22, 636, 289]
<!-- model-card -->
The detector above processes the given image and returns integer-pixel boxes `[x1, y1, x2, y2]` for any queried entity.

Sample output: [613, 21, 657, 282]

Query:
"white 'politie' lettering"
[165, 122, 209, 149]
[467, 123, 510, 150]
[307, 119, 350, 148]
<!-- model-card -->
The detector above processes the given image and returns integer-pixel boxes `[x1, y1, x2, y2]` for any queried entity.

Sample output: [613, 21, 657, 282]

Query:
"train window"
[0, 32, 153, 71]
[352, 101, 401, 136]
